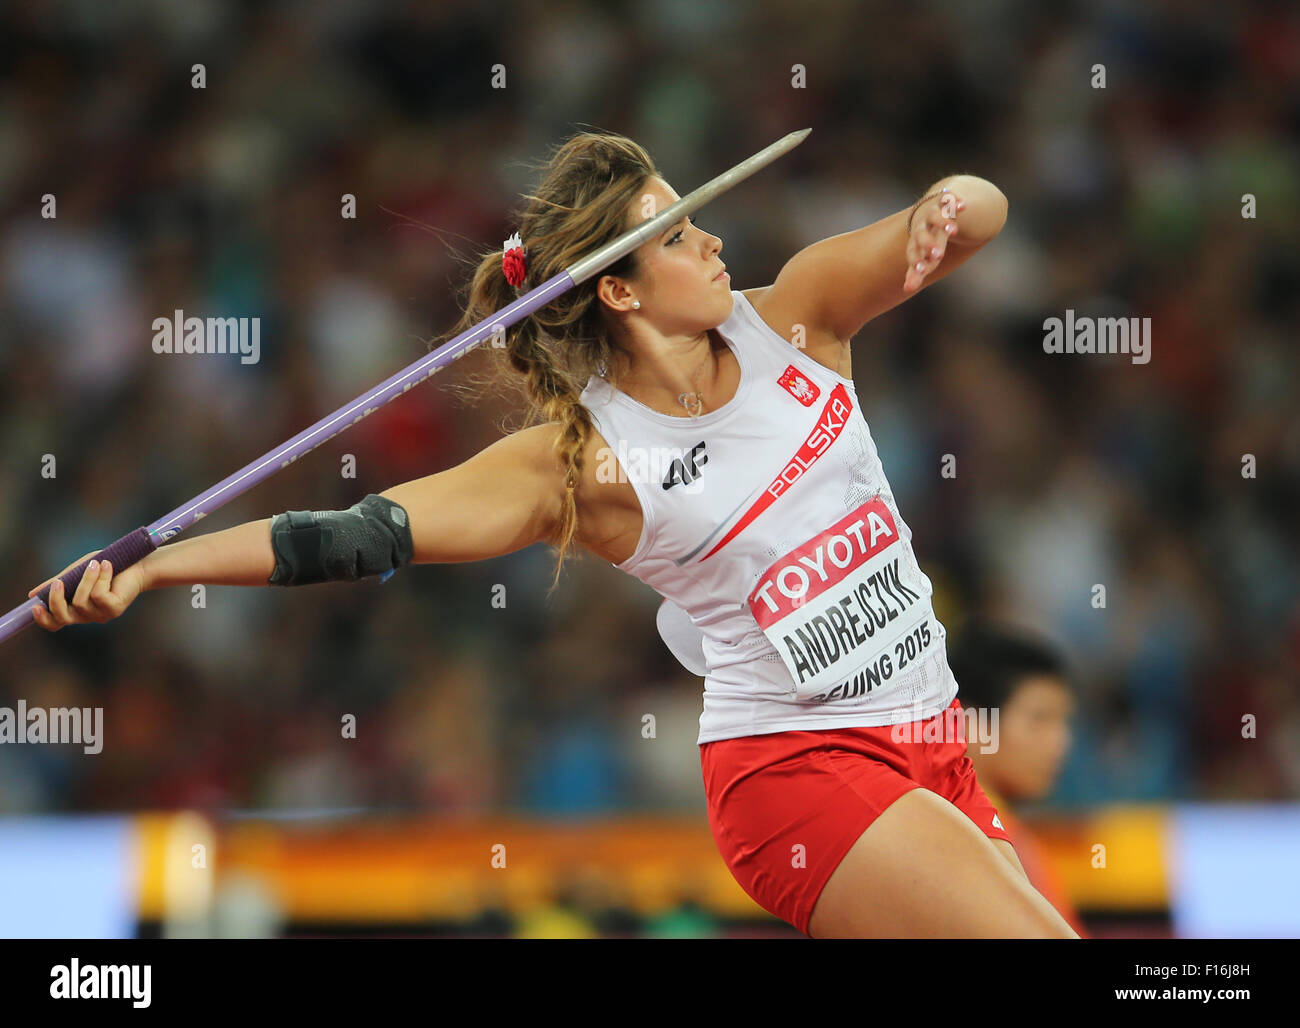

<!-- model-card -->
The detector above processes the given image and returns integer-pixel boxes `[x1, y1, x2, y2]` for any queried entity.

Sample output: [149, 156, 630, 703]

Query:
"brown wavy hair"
[428, 130, 659, 596]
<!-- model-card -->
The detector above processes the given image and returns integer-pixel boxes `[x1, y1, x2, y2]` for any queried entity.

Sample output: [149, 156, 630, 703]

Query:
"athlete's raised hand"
[903, 189, 965, 294]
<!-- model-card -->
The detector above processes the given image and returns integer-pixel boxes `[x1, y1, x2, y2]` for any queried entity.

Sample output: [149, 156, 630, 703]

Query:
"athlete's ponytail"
[429, 130, 659, 596]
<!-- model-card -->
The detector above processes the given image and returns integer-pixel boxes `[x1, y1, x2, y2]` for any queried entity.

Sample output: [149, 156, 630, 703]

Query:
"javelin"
[1, 127, 812, 643]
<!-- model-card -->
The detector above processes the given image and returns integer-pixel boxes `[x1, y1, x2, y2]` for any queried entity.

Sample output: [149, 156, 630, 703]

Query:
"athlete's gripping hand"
[27, 551, 147, 632]
[903, 189, 965, 294]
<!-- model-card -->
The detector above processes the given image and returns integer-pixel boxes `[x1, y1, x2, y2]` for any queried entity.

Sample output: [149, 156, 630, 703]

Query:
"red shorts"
[699, 696, 1013, 936]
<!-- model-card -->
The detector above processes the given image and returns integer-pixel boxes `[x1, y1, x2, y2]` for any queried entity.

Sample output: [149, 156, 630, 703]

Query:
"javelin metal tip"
[771, 127, 811, 156]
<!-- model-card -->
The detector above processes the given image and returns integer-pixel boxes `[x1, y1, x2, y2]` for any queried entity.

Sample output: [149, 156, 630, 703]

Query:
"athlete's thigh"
[991, 837, 1028, 877]
[988, 837, 1081, 934]
[806, 788, 1078, 938]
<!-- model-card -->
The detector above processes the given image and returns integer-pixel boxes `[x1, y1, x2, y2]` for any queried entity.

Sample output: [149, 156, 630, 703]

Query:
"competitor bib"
[746, 497, 933, 699]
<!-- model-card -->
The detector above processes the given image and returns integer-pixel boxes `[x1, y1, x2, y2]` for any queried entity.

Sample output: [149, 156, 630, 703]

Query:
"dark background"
[1, 0, 1297, 825]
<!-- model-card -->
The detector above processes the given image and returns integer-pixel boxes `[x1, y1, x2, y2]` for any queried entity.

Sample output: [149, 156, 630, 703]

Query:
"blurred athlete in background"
[947, 620, 1086, 936]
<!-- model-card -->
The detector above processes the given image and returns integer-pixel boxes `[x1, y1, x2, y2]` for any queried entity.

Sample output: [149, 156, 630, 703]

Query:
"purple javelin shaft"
[1, 128, 811, 643]
[0, 271, 575, 642]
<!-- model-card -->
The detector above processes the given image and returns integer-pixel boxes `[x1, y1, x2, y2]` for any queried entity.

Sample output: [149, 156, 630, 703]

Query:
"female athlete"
[29, 132, 1080, 939]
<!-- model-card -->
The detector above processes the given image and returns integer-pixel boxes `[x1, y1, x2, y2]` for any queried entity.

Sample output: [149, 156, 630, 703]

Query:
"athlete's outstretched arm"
[768, 173, 1008, 343]
[136, 424, 567, 588]
[377, 423, 567, 565]
[28, 425, 568, 629]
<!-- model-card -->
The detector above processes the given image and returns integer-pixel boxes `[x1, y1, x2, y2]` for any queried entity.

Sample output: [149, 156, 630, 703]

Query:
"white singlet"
[578, 289, 958, 744]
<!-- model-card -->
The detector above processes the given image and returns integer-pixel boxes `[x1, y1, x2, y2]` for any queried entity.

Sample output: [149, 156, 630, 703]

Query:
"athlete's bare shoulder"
[494, 420, 569, 476]
[548, 417, 645, 565]
[508, 419, 609, 488]
[742, 284, 853, 380]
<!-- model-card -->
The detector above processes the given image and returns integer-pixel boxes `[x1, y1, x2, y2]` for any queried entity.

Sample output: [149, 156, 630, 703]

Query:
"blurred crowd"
[1, 0, 1297, 819]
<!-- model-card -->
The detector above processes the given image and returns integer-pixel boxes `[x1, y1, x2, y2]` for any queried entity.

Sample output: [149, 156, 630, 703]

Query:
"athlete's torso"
[575, 288, 957, 744]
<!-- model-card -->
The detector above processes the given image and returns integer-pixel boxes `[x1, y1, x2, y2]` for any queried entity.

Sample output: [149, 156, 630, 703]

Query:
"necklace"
[677, 342, 715, 417]
[613, 339, 714, 418]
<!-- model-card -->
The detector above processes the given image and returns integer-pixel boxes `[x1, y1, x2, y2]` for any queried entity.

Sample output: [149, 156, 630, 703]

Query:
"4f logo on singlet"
[778, 364, 820, 406]
[663, 440, 708, 490]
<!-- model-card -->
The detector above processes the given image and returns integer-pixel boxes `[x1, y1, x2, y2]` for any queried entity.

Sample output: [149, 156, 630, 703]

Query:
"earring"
[632, 300, 640, 310]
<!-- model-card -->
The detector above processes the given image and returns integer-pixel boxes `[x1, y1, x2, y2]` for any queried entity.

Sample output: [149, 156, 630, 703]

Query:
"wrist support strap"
[268, 493, 414, 586]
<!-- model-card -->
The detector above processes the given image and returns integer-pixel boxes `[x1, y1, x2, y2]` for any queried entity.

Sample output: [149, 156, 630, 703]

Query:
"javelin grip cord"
[29, 529, 159, 613]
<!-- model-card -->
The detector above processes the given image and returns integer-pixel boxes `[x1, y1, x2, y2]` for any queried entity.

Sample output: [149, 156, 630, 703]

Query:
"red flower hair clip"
[503, 231, 527, 287]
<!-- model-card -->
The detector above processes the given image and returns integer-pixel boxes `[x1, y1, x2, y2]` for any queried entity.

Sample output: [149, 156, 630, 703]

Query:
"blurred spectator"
[950, 618, 1087, 937]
